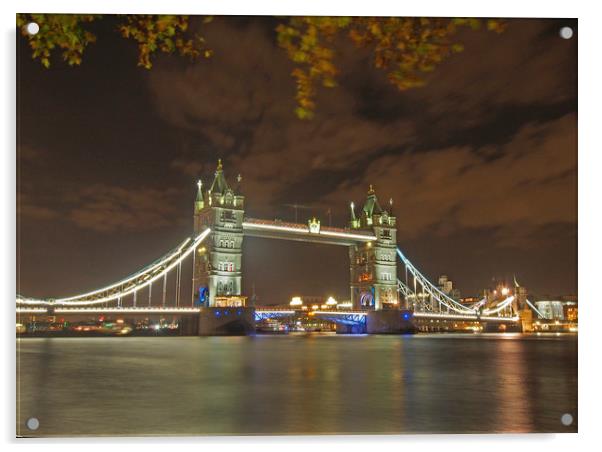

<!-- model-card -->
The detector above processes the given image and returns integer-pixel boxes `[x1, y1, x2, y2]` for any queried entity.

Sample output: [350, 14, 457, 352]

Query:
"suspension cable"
[176, 260, 182, 307]
[162, 273, 167, 308]
[396, 247, 475, 314]
[17, 229, 211, 307]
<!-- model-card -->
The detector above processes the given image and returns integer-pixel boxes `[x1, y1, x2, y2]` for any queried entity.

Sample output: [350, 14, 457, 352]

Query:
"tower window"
[221, 210, 235, 222]
[218, 262, 235, 272]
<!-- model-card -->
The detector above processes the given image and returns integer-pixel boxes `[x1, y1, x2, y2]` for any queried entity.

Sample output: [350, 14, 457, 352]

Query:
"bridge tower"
[192, 160, 245, 307]
[349, 186, 398, 310]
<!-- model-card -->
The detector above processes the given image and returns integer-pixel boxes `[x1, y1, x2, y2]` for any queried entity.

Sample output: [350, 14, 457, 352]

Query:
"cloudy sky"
[17, 16, 577, 303]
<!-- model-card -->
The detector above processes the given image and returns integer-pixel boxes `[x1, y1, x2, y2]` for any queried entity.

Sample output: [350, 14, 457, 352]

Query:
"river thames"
[16, 333, 577, 436]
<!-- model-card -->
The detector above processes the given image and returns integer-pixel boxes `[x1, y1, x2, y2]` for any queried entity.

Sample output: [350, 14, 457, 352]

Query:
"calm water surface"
[17, 333, 577, 436]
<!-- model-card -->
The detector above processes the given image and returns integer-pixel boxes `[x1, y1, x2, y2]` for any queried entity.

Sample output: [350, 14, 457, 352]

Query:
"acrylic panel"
[16, 14, 578, 437]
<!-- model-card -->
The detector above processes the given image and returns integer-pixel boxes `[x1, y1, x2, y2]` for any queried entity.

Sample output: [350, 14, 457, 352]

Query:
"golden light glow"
[290, 296, 303, 306]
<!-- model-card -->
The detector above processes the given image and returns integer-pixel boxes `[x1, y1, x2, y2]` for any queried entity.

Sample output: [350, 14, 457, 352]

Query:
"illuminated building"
[534, 301, 565, 320]
[564, 302, 578, 322]
[534, 297, 578, 322]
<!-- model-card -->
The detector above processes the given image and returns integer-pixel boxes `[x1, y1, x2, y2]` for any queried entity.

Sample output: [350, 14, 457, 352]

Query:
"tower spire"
[209, 159, 230, 196]
[361, 184, 382, 221]
[194, 179, 204, 212]
[196, 179, 203, 199]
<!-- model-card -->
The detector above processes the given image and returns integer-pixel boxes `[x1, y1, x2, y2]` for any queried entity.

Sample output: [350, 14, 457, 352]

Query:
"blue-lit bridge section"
[254, 309, 367, 326]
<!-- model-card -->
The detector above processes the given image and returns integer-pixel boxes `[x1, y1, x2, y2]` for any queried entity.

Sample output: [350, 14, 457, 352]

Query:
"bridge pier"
[333, 309, 415, 334]
[335, 323, 366, 334]
[482, 321, 523, 333]
[179, 315, 200, 336]
[198, 307, 255, 336]
[366, 309, 414, 334]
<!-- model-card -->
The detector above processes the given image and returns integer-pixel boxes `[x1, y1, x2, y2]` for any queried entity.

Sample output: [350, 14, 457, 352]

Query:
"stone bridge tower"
[192, 160, 245, 307]
[349, 186, 398, 310]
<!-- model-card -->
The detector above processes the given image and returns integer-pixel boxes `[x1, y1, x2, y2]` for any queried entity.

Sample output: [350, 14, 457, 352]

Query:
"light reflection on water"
[16, 333, 577, 436]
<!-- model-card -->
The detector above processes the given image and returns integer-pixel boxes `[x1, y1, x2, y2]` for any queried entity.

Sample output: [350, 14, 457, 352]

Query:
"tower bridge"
[17, 160, 535, 335]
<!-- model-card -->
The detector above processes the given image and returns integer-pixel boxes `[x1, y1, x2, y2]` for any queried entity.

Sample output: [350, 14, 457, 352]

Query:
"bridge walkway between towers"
[242, 217, 376, 246]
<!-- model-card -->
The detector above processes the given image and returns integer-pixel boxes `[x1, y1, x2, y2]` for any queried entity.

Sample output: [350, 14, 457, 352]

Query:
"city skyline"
[17, 16, 577, 302]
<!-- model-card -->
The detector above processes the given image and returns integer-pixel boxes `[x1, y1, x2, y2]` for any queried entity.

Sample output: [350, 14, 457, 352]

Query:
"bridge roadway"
[16, 306, 519, 324]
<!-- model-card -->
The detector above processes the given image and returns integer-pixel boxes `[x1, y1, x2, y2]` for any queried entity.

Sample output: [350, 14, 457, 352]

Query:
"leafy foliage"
[17, 14, 505, 118]
[17, 14, 99, 68]
[276, 17, 352, 119]
[277, 17, 506, 118]
[17, 14, 211, 69]
[118, 15, 213, 69]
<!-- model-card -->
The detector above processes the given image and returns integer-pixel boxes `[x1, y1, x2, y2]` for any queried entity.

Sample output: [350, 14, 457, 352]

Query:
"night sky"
[17, 16, 577, 304]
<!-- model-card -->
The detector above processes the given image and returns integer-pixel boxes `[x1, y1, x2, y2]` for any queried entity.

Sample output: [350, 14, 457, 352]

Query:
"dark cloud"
[17, 16, 577, 298]
[170, 157, 205, 177]
[18, 182, 183, 233]
[329, 113, 577, 240]
[17, 193, 59, 221]
[67, 185, 182, 232]
[148, 18, 576, 233]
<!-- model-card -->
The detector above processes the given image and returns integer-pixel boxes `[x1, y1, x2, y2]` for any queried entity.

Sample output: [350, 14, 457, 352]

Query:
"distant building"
[535, 301, 565, 320]
[564, 302, 578, 322]
[559, 294, 578, 303]
[438, 275, 461, 300]
[560, 296, 578, 322]
[534, 297, 578, 321]
[460, 296, 480, 305]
